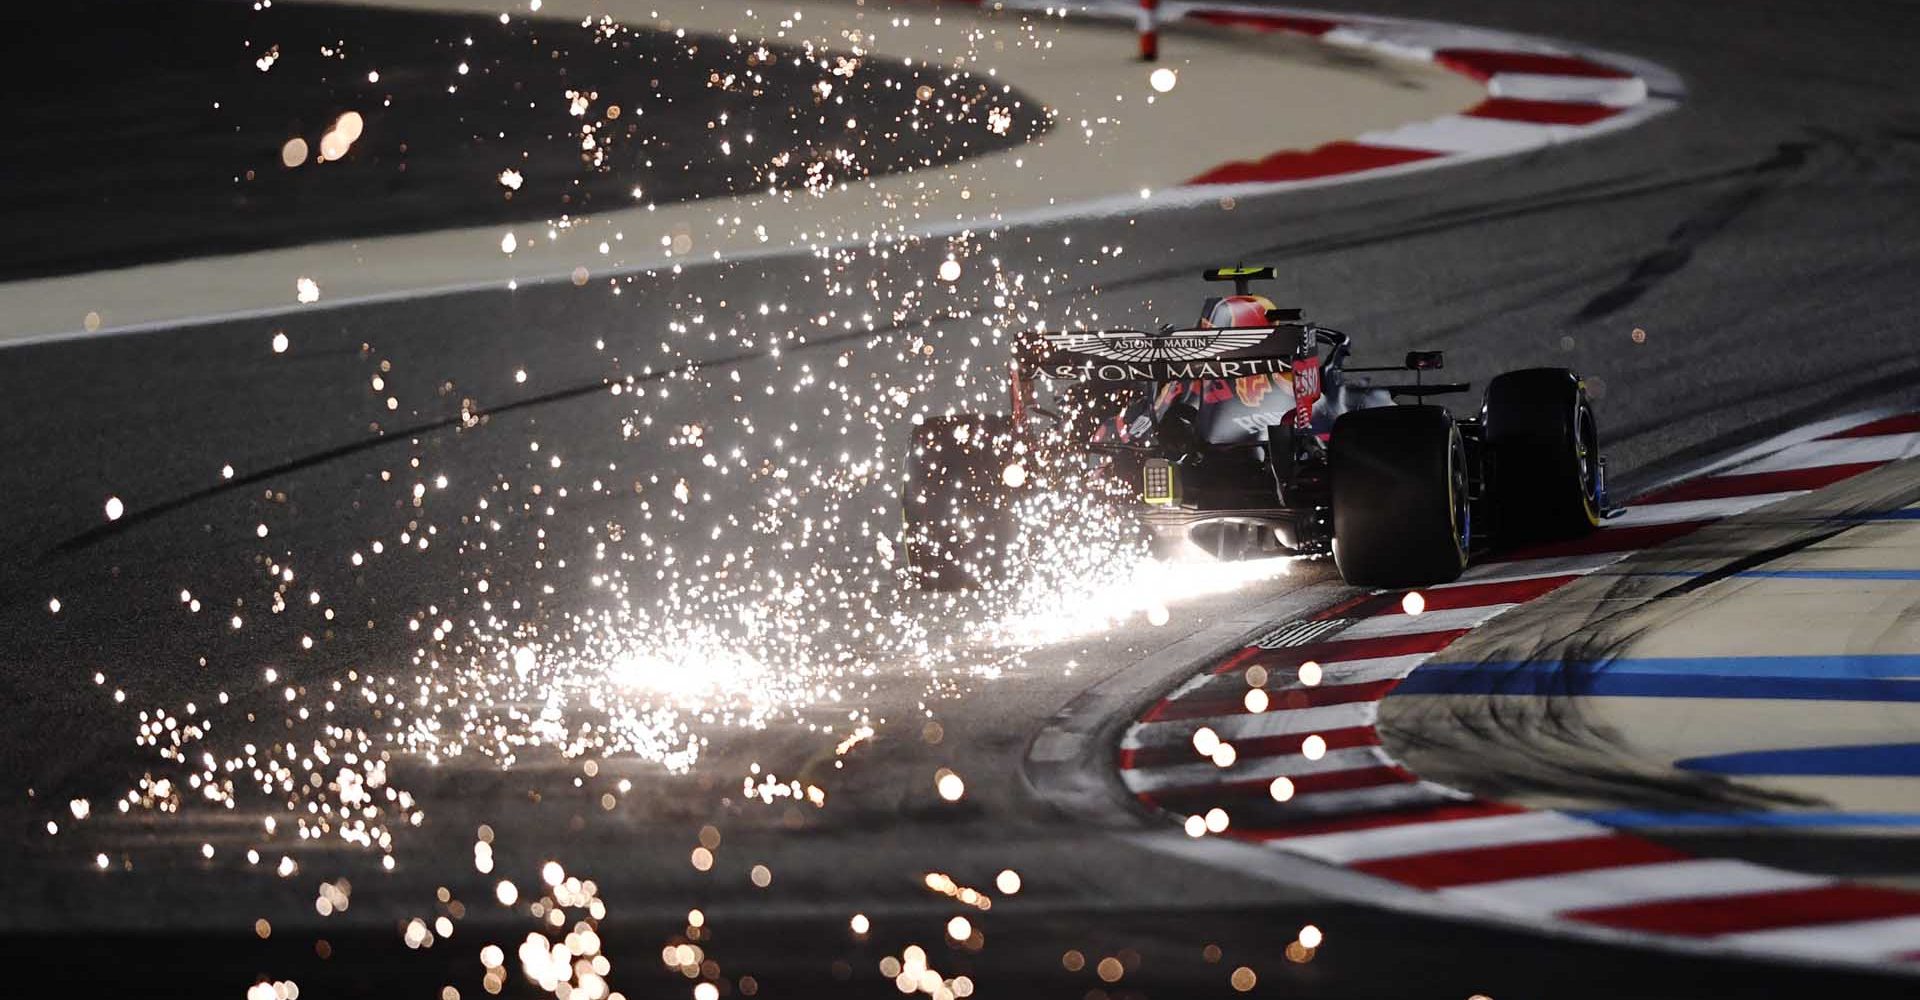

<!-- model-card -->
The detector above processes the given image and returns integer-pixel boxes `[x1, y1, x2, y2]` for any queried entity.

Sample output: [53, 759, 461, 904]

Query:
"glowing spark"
[271, 332, 289, 353]
[996, 870, 1021, 894]
[1204, 807, 1229, 833]
[296, 278, 320, 303]
[1150, 68, 1178, 93]
[935, 769, 965, 801]
[316, 111, 363, 162]
[1243, 688, 1268, 713]
[498, 169, 524, 191]
[1192, 727, 1220, 757]
[938, 259, 962, 282]
[104, 496, 124, 521]
[1298, 661, 1323, 686]
[1302, 734, 1327, 761]
[946, 916, 972, 941]
[1402, 591, 1425, 615]
[850, 913, 870, 934]
[1299, 924, 1324, 949]
[1269, 777, 1295, 802]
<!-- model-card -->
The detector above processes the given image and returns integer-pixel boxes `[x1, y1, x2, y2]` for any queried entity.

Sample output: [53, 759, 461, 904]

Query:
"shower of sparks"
[41, 8, 1329, 997]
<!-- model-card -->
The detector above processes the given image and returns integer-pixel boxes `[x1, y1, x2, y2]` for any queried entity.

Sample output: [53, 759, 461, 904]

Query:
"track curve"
[3, 1, 1919, 996]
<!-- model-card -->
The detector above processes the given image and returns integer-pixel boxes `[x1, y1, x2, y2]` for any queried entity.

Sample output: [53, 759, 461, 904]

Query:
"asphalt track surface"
[4, 1, 1920, 996]
[0, 0, 1046, 279]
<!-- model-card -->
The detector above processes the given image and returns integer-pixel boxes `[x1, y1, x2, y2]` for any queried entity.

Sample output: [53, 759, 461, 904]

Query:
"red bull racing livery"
[902, 267, 1607, 589]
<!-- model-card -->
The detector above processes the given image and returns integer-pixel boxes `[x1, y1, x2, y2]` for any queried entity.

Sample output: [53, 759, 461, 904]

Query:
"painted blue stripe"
[1397, 655, 1920, 700]
[1677, 743, 1920, 776]
[1858, 509, 1920, 520]
[1569, 809, 1920, 829]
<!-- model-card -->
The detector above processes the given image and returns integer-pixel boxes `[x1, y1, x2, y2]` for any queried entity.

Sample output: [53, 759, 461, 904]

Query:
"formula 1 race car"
[902, 266, 1605, 589]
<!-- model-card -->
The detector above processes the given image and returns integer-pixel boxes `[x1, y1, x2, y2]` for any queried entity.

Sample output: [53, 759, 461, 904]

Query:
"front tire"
[1331, 406, 1470, 588]
[1482, 368, 1602, 544]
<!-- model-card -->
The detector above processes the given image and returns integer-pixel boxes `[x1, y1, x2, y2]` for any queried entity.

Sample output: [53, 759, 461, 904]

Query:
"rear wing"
[1018, 325, 1312, 384]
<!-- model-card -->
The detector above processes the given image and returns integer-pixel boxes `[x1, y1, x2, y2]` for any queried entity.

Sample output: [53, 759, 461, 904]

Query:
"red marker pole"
[1138, 0, 1159, 62]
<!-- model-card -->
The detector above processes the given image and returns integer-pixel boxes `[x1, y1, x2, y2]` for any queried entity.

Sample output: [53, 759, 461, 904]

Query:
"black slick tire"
[1482, 368, 1602, 544]
[1331, 405, 1470, 588]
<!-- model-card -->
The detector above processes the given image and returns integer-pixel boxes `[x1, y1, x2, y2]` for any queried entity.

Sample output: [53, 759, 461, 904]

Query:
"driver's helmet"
[1201, 294, 1275, 329]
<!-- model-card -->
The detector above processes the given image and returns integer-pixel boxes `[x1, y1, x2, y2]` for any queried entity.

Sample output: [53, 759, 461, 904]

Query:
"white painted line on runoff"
[1439, 860, 1829, 916]
[1121, 700, 1377, 748]
[1340, 605, 1518, 639]
[1726, 433, 1920, 475]
[1449, 552, 1628, 585]
[1602, 491, 1810, 527]
[1489, 73, 1648, 106]
[1358, 115, 1559, 155]
[1251, 781, 1465, 818]
[1274, 810, 1608, 864]
[1312, 654, 1434, 686]
[1719, 915, 1920, 961]
[1121, 747, 1388, 793]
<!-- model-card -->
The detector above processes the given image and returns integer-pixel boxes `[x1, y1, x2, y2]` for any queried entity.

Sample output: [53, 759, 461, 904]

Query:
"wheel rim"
[1574, 400, 1600, 520]
[1450, 428, 1470, 558]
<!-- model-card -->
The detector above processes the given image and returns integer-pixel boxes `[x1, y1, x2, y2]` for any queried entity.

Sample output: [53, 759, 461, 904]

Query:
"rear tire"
[1331, 406, 1469, 588]
[902, 414, 1018, 589]
[1483, 368, 1602, 544]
